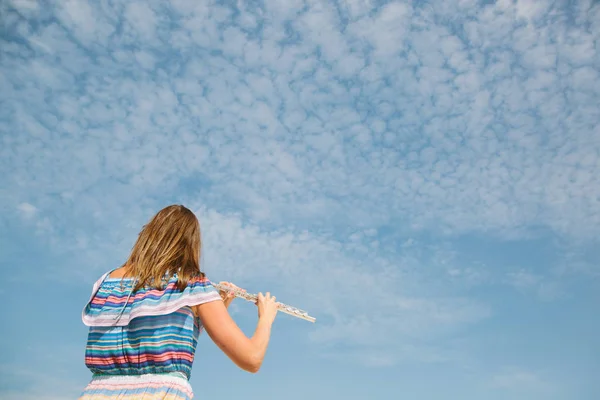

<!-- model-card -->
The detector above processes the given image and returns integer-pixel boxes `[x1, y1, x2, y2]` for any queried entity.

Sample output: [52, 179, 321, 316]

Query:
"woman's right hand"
[256, 292, 279, 324]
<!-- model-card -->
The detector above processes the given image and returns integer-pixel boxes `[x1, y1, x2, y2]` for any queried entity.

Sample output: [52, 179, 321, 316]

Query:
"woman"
[79, 205, 279, 399]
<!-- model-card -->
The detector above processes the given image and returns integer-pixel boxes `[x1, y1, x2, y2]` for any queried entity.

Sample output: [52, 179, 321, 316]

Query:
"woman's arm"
[194, 292, 278, 373]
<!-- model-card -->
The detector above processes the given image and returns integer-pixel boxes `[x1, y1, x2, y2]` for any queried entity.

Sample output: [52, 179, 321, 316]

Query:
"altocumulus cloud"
[1, 0, 599, 398]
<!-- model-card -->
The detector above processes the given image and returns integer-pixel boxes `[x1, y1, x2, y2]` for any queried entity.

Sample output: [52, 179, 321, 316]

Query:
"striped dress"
[79, 270, 222, 399]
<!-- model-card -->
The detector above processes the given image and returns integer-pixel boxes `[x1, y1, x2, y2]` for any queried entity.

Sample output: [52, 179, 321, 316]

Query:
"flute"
[213, 282, 316, 323]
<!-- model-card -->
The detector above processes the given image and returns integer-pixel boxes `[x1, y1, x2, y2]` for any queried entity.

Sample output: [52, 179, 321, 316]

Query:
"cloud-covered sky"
[1, 0, 599, 399]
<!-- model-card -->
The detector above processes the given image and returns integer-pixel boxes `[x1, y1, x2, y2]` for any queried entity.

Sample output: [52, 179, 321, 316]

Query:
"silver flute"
[213, 283, 316, 323]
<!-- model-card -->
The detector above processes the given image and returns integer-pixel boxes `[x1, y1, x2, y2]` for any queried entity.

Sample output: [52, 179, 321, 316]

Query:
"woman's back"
[83, 271, 221, 378]
[79, 270, 221, 399]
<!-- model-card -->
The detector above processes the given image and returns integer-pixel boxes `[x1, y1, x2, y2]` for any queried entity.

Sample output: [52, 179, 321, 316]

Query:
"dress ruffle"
[82, 271, 222, 327]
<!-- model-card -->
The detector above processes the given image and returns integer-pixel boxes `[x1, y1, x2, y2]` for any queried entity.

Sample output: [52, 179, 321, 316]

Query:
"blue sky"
[1, 0, 599, 399]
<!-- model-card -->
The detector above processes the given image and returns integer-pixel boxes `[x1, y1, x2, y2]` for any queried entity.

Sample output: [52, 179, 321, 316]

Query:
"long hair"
[122, 205, 204, 291]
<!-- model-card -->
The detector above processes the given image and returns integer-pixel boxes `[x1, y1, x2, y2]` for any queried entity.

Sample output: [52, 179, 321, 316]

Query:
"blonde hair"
[122, 205, 204, 291]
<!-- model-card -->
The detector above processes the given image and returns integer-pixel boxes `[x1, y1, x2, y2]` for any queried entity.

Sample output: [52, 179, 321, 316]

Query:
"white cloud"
[17, 202, 37, 219]
[490, 367, 552, 394]
[506, 269, 562, 301]
[7, 0, 38, 13]
[192, 205, 492, 366]
[1, 0, 599, 387]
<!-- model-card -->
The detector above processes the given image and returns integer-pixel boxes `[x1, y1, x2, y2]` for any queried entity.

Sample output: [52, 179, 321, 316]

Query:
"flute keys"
[213, 282, 315, 322]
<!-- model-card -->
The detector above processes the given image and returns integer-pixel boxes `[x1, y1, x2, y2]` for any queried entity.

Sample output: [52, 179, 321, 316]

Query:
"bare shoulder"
[108, 267, 131, 279]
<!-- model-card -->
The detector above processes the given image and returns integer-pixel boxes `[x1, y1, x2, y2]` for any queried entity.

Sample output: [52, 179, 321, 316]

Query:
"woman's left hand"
[218, 281, 243, 308]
